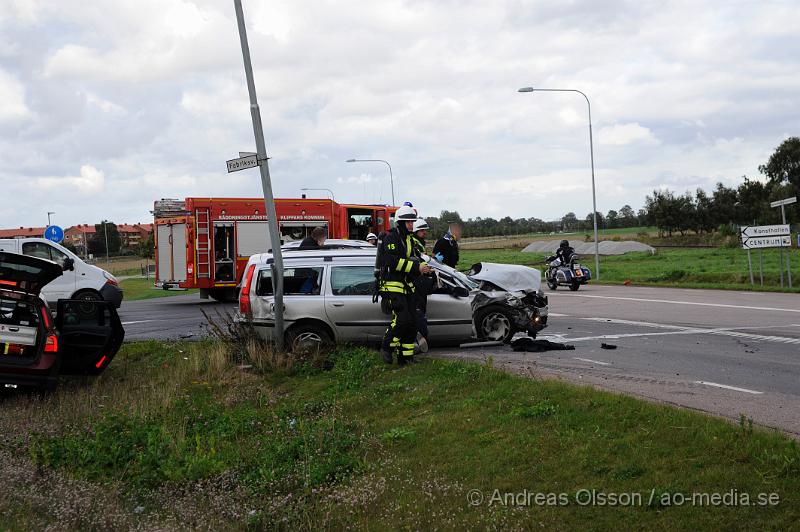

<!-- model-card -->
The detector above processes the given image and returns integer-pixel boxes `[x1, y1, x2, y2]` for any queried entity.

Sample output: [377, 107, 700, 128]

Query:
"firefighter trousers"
[381, 292, 417, 360]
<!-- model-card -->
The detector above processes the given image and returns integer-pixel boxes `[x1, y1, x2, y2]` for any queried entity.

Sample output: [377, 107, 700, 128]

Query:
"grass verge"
[120, 277, 199, 301]
[460, 247, 800, 292]
[0, 341, 799, 528]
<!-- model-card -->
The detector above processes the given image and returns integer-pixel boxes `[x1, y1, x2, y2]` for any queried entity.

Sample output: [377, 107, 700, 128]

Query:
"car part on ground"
[510, 337, 575, 352]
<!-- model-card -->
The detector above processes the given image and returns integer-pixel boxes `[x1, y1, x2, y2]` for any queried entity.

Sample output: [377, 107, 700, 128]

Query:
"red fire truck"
[153, 197, 398, 300]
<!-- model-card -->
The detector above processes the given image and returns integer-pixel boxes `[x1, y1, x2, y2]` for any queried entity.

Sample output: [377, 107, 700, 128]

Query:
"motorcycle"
[544, 253, 592, 291]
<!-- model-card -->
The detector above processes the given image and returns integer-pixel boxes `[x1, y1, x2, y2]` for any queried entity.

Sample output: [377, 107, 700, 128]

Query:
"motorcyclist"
[555, 239, 575, 265]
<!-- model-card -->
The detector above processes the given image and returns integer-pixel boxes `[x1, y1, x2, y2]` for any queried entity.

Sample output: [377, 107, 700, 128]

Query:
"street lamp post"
[346, 159, 395, 206]
[47, 211, 55, 226]
[103, 220, 110, 264]
[301, 187, 335, 201]
[518, 86, 600, 280]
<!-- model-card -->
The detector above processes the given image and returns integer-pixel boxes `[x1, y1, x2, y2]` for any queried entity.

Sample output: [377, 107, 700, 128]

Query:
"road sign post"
[747, 249, 754, 285]
[770, 197, 796, 289]
[233, 0, 285, 350]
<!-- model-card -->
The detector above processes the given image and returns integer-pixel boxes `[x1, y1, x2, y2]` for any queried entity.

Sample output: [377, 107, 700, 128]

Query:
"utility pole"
[233, 0, 285, 349]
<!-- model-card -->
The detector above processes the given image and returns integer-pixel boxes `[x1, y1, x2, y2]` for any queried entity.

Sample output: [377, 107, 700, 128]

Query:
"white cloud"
[599, 123, 659, 146]
[37, 165, 105, 194]
[0, 69, 29, 122]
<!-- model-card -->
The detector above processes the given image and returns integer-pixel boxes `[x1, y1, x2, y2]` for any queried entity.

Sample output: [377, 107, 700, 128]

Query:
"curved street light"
[518, 86, 600, 280]
[346, 158, 395, 206]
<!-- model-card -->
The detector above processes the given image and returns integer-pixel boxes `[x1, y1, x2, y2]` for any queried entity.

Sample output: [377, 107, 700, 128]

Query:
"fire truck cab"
[153, 198, 397, 301]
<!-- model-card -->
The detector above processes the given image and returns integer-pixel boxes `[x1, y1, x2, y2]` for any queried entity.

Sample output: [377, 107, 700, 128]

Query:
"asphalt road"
[120, 285, 800, 434]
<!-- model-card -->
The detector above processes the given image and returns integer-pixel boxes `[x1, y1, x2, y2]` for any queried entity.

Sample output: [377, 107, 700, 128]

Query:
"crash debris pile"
[510, 337, 575, 352]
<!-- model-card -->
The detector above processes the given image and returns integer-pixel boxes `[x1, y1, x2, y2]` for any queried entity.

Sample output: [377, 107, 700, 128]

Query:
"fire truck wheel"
[208, 288, 237, 302]
[286, 323, 333, 356]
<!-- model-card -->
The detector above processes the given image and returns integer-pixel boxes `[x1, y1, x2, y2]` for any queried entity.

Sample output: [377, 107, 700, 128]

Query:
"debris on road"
[601, 343, 618, 350]
[460, 340, 506, 348]
[511, 337, 575, 352]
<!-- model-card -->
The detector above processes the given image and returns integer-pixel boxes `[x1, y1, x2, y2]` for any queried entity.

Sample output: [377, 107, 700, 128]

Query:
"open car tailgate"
[55, 299, 124, 375]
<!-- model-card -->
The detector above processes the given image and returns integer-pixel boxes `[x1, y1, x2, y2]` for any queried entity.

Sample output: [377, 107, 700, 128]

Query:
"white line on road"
[579, 318, 800, 345]
[550, 293, 800, 314]
[695, 381, 763, 395]
[122, 320, 154, 325]
[574, 357, 611, 366]
[549, 313, 570, 317]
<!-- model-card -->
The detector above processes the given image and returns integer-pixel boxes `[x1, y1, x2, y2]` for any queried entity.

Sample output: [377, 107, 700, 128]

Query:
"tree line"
[422, 137, 799, 239]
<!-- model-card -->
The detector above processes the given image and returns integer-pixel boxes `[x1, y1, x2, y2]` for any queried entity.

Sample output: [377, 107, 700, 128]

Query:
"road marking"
[549, 312, 570, 317]
[695, 381, 763, 395]
[579, 318, 800, 345]
[550, 293, 800, 314]
[122, 320, 154, 325]
[574, 357, 610, 366]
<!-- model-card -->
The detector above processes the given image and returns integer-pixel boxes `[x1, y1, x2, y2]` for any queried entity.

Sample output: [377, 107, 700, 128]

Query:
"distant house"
[0, 226, 48, 239]
[1, 222, 154, 255]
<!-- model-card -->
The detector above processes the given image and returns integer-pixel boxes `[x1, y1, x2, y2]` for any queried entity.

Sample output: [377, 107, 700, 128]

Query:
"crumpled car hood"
[468, 262, 541, 294]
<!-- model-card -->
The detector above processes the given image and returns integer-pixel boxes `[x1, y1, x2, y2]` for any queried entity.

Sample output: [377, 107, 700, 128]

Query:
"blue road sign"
[44, 225, 64, 243]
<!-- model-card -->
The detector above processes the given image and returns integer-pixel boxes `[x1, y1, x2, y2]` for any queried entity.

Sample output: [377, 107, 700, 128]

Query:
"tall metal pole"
[518, 87, 600, 280]
[781, 204, 792, 288]
[346, 159, 395, 206]
[234, 0, 285, 349]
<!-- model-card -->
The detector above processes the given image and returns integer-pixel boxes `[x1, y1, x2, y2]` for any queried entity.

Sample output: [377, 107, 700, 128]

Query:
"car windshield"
[422, 253, 478, 290]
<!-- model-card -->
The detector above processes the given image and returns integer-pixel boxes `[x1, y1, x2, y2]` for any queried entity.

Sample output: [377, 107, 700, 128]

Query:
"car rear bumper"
[100, 282, 123, 308]
[0, 353, 60, 389]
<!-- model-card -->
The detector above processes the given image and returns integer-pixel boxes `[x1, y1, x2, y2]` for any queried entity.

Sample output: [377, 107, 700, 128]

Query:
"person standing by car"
[299, 227, 326, 249]
[411, 218, 434, 352]
[378, 205, 432, 366]
[433, 221, 461, 268]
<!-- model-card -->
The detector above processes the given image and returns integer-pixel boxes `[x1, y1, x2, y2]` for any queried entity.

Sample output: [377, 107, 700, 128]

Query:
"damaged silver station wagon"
[237, 246, 548, 351]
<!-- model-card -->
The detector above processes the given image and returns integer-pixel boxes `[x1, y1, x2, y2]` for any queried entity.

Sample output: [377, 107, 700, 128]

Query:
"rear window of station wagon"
[256, 267, 323, 296]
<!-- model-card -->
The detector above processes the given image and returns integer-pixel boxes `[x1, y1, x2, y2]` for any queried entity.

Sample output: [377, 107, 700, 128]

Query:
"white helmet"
[395, 204, 418, 223]
[413, 218, 429, 232]
[366, 232, 377, 241]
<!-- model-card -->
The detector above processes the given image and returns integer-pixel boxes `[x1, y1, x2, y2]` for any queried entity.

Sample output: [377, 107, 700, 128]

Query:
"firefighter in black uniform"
[378, 205, 432, 366]
[411, 218, 434, 352]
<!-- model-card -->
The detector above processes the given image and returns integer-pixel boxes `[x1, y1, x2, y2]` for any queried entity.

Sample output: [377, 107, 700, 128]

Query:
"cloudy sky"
[0, 0, 797, 229]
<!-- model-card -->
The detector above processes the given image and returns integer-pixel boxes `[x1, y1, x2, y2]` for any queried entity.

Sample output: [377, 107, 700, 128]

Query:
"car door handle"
[331, 302, 344, 307]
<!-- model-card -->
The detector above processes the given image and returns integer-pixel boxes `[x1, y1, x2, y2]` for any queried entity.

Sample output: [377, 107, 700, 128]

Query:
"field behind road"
[460, 247, 800, 292]
[1, 341, 799, 529]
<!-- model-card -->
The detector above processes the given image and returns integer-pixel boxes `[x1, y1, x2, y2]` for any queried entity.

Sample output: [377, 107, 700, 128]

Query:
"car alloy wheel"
[481, 312, 512, 342]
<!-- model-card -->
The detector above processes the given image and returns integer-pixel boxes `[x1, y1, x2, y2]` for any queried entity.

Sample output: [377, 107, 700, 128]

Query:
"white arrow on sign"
[226, 154, 259, 173]
[741, 235, 791, 249]
[740, 224, 790, 238]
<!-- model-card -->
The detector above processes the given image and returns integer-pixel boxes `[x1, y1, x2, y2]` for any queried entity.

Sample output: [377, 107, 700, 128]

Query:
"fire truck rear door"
[157, 224, 187, 283]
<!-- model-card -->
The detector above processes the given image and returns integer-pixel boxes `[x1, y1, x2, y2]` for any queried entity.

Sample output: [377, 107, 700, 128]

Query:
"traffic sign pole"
[233, 0, 285, 350]
[780, 204, 792, 288]
[747, 248, 754, 285]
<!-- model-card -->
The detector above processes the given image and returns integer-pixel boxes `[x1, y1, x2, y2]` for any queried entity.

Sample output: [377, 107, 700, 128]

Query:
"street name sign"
[770, 197, 797, 208]
[740, 225, 790, 238]
[226, 154, 259, 173]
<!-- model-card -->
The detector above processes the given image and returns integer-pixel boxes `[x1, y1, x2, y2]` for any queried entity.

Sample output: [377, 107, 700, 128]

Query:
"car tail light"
[105, 278, 119, 287]
[239, 264, 256, 315]
[95, 355, 107, 368]
[44, 334, 58, 353]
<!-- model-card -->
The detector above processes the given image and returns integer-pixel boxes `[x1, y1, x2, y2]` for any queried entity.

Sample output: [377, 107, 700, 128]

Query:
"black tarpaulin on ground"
[511, 337, 575, 352]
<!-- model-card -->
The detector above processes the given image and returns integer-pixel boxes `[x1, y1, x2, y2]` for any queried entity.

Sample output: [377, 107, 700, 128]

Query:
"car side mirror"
[452, 286, 469, 298]
[63, 257, 75, 271]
